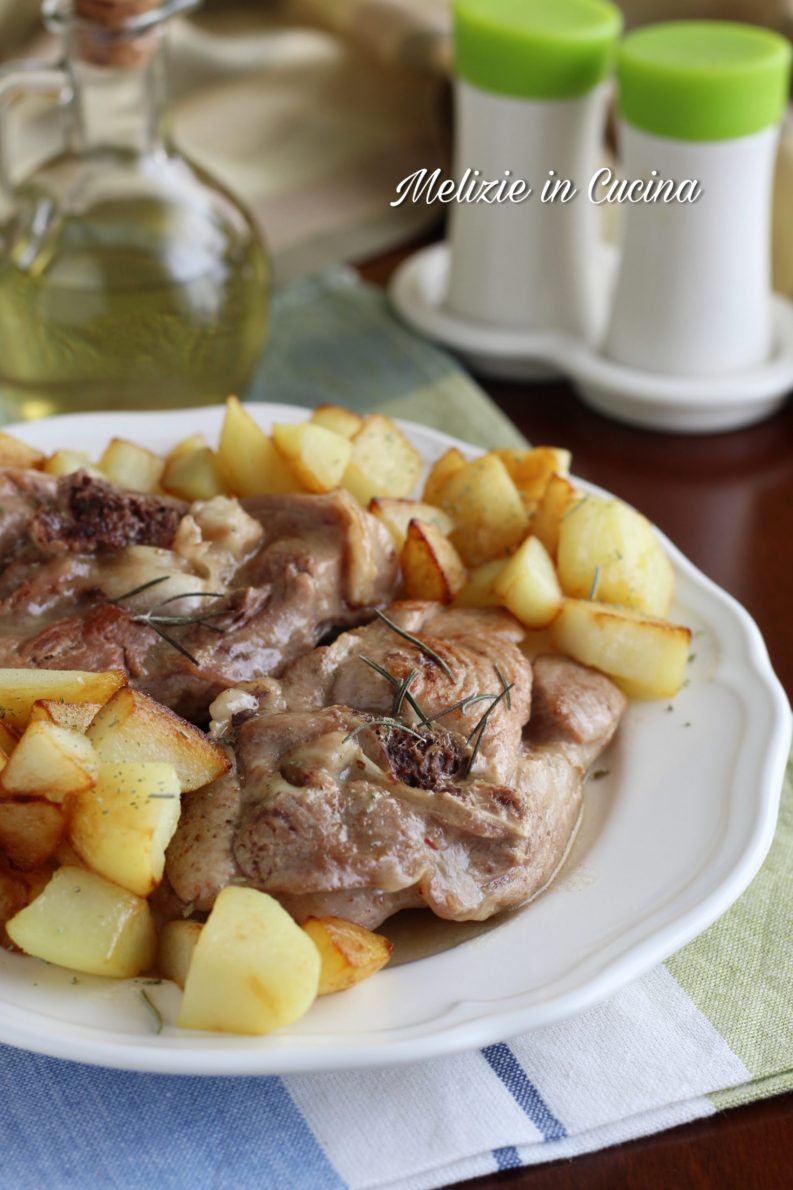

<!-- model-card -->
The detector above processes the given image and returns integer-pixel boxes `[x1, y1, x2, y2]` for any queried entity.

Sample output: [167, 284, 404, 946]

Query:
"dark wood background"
[359, 246, 793, 1190]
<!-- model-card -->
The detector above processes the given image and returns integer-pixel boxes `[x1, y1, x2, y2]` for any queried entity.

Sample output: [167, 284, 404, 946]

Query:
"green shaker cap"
[453, 0, 622, 100]
[618, 21, 792, 141]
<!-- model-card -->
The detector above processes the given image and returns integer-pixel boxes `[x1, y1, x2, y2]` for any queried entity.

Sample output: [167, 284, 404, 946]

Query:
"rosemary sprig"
[392, 667, 418, 717]
[494, 663, 512, 710]
[465, 681, 514, 776]
[374, 609, 454, 679]
[360, 656, 432, 728]
[110, 575, 170, 604]
[343, 717, 427, 744]
[140, 988, 163, 1035]
[588, 566, 601, 600]
[431, 691, 499, 722]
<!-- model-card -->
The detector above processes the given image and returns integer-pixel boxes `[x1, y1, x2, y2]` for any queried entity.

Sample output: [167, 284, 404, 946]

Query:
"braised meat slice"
[166, 604, 626, 926]
[0, 469, 398, 718]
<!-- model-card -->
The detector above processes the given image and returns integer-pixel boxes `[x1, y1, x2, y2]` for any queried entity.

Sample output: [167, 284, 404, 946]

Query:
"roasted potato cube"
[158, 919, 203, 988]
[272, 423, 352, 493]
[0, 433, 44, 470]
[69, 761, 181, 897]
[402, 520, 467, 603]
[341, 415, 423, 505]
[369, 498, 454, 550]
[435, 455, 529, 566]
[0, 800, 64, 870]
[99, 438, 164, 493]
[492, 535, 563, 629]
[0, 668, 126, 732]
[422, 446, 466, 506]
[310, 404, 364, 439]
[162, 446, 228, 502]
[557, 494, 674, 617]
[6, 866, 156, 977]
[218, 396, 299, 497]
[531, 474, 578, 560]
[453, 559, 507, 609]
[165, 433, 207, 465]
[0, 722, 18, 755]
[495, 446, 572, 511]
[43, 450, 104, 479]
[302, 916, 392, 995]
[86, 687, 229, 792]
[0, 721, 98, 803]
[177, 887, 320, 1034]
[29, 700, 101, 733]
[550, 599, 692, 698]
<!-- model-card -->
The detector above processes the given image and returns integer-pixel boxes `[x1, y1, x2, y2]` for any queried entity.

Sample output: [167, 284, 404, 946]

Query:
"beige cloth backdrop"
[1, 0, 792, 290]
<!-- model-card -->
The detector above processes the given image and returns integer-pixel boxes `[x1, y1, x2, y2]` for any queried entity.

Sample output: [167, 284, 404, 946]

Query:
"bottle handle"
[0, 61, 71, 207]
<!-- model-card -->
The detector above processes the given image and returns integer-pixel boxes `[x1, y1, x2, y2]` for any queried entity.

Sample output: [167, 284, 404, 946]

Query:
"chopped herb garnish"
[590, 769, 610, 780]
[688, 653, 696, 664]
[181, 901, 195, 919]
[374, 609, 453, 679]
[140, 989, 163, 1035]
[665, 705, 674, 713]
[494, 664, 512, 710]
[344, 717, 426, 744]
[588, 566, 601, 600]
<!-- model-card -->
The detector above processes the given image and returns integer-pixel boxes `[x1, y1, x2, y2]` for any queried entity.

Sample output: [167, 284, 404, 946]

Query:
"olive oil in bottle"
[0, 0, 270, 422]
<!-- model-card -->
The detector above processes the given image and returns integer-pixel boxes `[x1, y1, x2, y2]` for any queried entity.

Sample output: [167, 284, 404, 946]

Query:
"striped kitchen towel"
[0, 269, 791, 1190]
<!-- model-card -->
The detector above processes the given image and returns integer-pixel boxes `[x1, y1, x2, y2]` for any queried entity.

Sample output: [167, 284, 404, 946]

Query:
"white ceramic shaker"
[605, 20, 792, 377]
[446, 0, 622, 341]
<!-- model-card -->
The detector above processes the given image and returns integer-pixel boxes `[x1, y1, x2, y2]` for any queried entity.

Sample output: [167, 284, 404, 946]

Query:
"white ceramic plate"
[0, 404, 789, 1076]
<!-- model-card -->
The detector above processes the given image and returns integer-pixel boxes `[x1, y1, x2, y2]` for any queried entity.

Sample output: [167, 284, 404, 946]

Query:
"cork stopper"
[73, 0, 162, 68]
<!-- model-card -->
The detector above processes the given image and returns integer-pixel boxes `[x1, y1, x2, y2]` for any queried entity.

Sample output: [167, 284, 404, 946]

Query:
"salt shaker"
[446, 0, 622, 340]
[605, 21, 792, 378]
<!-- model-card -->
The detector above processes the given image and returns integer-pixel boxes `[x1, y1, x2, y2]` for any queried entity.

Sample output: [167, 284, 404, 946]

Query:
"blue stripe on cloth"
[482, 1043, 567, 1143]
[0, 1046, 344, 1190]
[493, 1145, 522, 1170]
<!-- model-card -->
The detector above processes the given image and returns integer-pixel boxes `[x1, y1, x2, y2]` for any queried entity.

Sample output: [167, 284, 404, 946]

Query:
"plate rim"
[0, 403, 789, 1076]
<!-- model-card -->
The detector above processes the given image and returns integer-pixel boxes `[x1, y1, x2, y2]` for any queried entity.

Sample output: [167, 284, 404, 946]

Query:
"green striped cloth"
[254, 266, 793, 1124]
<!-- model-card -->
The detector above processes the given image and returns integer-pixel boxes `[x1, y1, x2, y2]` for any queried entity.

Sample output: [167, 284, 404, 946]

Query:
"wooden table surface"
[359, 245, 793, 1189]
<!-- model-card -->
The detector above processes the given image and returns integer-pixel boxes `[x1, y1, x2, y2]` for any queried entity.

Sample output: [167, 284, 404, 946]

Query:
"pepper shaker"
[447, 0, 622, 341]
[605, 21, 792, 377]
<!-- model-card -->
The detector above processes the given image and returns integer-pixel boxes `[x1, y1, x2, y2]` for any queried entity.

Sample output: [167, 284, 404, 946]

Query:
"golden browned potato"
[218, 396, 299, 497]
[86, 687, 229, 792]
[453, 558, 506, 609]
[158, 919, 203, 988]
[531, 473, 578, 560]
[162, 446, 228, 502]
[272, 423, 352, 493]
[401, 520, 467, 603]
[434, 455, 530, 566]
[422, 446, 466, 505]
[302, 916, 393, 995]
[177, 887, 320, 1035]
[0, 800, 64, 870]
[28, 700, 101, 733]
[99, 438, 164, 493]
[550, 599, 691, 698]
[556, 494, 674, 618]
[0, 721, 98, 803]
[0, 433, 44, 470]
[69, 761, 181, 897]
[492, 535, 563, 629]
[495, 446, 572, 511]
[341, 415, 423, 505]
[0, 722, 18, 755]
[6, 866, 157, 978]
[164, 433, 207, 465]
[43, 450, 104, 479]
[310, 404, 364, 439]
[0, 668, 126, 732]
[369, 497, 455, 551]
